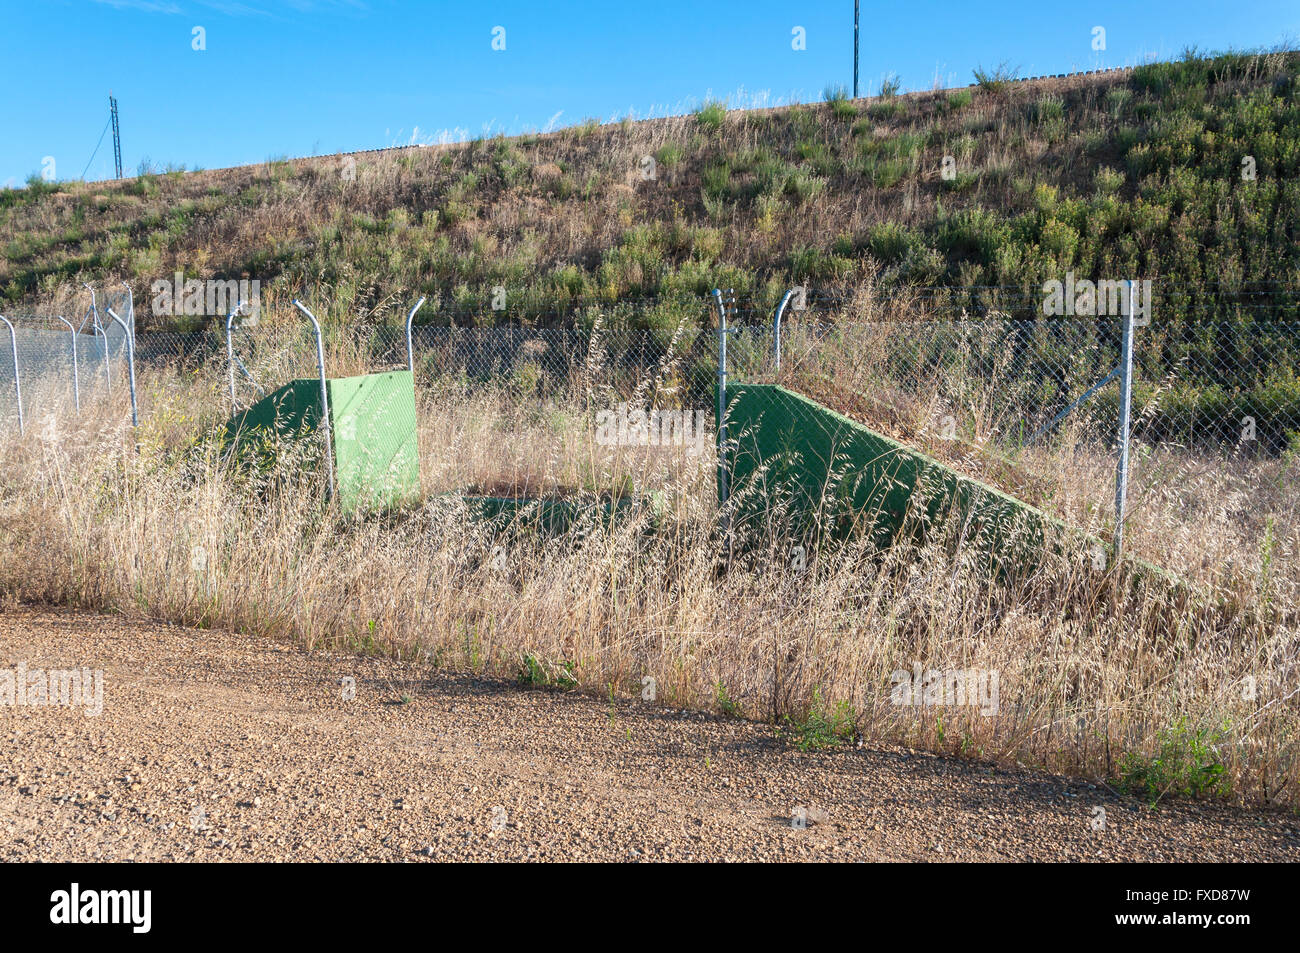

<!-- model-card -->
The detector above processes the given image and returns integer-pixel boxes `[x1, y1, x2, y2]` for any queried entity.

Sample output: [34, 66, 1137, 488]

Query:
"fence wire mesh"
[721, 292, 1299, 596]
[1, 290, 1296, 593]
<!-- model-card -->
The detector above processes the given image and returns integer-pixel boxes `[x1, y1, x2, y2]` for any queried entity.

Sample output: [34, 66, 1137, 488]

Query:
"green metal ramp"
[224, 371, 419, 512]
[223, 300, 420, 513]
[721, 383, 1065, 570]
[326, 371, 420, 511]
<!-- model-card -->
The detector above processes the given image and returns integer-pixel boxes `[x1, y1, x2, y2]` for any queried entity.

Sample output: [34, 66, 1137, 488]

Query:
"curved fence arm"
[291, 299, 336, 499]
[122, 282, 134, 337]
[224, 300, 252, 412]
[79, 283, 98, 334]
[773, 288, 796, 373]
[82, 283, 110, 392]
[225, 306, 239, 412]
[712, 289, 731, 511]
[54, 316, 79, 412]
[105, 307, 138, 428]
[223, 302, 265, 413]
[405, 296, 426, 373]
[0, 315, 22, 434]
[92, 320, 111, 394]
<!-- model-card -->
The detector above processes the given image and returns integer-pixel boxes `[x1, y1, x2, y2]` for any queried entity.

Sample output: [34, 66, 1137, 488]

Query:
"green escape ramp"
[223, 300, 420, 512]
[721, 383, 1114, 575]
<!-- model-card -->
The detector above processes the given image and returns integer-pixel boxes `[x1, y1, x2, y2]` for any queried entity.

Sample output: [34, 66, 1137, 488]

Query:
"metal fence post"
[405, 296, 426, 373]
[79, 283, 97, 335]
[82, 283, 111, 394]
[0, 315, 21, 434]
[1113, 280, 1136, 563]
[223, 301, 267, 413]
[106, 308, 138, 428]
[54, 316, 80, 412]
[292, 300, 336, 500]
[773, 288, 795, 374]
[225, 303, 244, 412]
[95, 322, 111, 395]
[713, 289, 731, 509]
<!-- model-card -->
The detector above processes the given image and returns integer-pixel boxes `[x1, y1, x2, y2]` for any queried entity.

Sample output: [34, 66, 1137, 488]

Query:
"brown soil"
[2, 606, 1296, 862]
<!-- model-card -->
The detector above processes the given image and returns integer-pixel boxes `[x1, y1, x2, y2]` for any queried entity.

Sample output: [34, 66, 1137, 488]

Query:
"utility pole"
[853, 1, 860, 98]
[109, 94, 122, 179]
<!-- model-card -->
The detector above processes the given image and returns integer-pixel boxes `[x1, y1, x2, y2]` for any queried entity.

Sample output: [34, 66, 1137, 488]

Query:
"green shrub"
[937, 206, 1011, 262]
[1038, 217, 1080, 262]
[795, 141, 838, 177]
[866, 222, 923, 261]
[1114, 125, 1142, 155]
[790, 245, 853, 281]
[780, 689, 858, 751]
[783, 167, 827, 203]
[1119, 718, 1231, 806]
[714, 681, 742, 717]
[1032, 182, 1059, 215]
[691, 227, 725, 261]
[824, 83, 849, 104]
[867, 99, 904, 121]
[440, 199, 474, 226]
[942, 170, 980, 192]
[823, 84, 857, 120]
[972, 61, 1019, 93]
[701, 191, 729, 223]
[860, 157, 907, 188]
[876, 132, 923, 160]
[787, 105, 821, 141]
[731, 145, 774, 174]
[654, 143, 683, 169]
[752, 156, 793, 195]
[1033, 95, 1065, 123]
[1094, 166, 1125, 193]
[702, 162, 732, 199]
[517, 654, 578, 691]
[694, 99, 728, 131]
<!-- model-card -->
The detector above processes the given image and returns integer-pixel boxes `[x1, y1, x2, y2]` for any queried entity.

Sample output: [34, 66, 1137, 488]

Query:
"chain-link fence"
[0, 319, 129, 427]
[3, 289, 1296, 591]
[0, 314, 713, 425]
[717, 287, 1299, 593]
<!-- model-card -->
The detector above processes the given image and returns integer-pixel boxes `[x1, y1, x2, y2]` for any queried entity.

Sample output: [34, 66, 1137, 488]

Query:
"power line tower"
[109, 94, 122, 179]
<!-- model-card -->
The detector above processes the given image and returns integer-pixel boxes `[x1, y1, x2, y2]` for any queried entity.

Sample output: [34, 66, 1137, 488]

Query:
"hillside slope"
[2, 49, 1298, 331]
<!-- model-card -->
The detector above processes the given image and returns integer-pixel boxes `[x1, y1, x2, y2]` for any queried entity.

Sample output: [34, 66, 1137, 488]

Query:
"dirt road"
[1, 606, 1296, 862]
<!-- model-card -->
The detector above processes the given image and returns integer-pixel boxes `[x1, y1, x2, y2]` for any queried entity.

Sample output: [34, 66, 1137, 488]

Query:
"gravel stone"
[1, 607, 1296, 862]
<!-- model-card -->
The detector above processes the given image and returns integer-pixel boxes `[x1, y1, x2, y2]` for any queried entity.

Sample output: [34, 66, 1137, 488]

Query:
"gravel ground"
[1, 606, 1297, 862]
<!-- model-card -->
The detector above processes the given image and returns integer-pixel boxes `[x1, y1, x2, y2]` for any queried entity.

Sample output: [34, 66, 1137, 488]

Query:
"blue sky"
[1, 0, 1297, 187]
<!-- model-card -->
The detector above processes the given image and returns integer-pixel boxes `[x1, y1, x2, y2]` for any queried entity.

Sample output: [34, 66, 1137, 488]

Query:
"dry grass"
[769, 320, 1300, 610]
[0, 337, 1296, 811]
